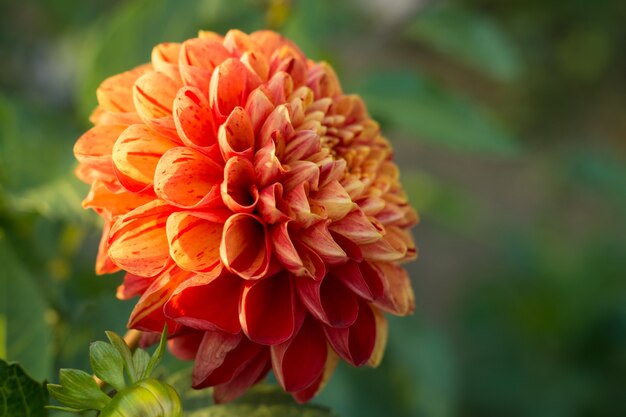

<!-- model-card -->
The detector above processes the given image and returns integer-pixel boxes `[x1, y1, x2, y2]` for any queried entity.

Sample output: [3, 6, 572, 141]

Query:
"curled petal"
[128, 266, 191, 332]
[245, 87, 275, 134]
[95, 216, 120, 275]
[282, 161, 319, 193]
[240, 271, 303, 344]
[332, 261, 385, 302]
[223, 29, 259, 57]
[258, 104, 294, 150]
[283, 184, 320, 228]
[254, 140, 286, 189]
[295, 273, 359, 328]
[329, 209, 383, 245]
[83, 180, 153, 216]
[240, 51, 269, 81]
[192, 331, 242, 386]
[298, 221, 346, 265]
[270, 222, 325, 280]
[164, 272, 242, 334]
[133, 71, 179, 138]
[151, 42, 181, 83]
[266, 72, 294, 105]
[360, 228, 408, 262]
[166, 212, 223, 272]
[307, 62, 342, 98]
[257, 183, 290, 225]
[218, 107, 255, 160]
[220, 214, 270, 280]
[116, 273, 152, 300]
[108, 201, 173, 277]
[112, 124, 176, 192]
[173, 86, 217, 148]
[221, 156, 259, 213]
[373, 263, 415, 316]
[324, 301, 378, 367]
[154, 147, 223, 208]
[97, 65, 150, 113]
[179, 38, 230, 94]
[210, 58, 261, 120]
[282, 130, 320, 164]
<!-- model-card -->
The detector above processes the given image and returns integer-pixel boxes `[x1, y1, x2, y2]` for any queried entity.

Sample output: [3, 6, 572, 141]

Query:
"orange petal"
[271, 315, 327, 392]
[328, 208, 383, 245]
[221, 156, 259, 213]
[266, 71, 294, 105]
[173, 86, 217, 148]
[116, 272, 153, 300]
[133, 71, 179, 138]
[220, 214, 270, 280]
[166, 212, 223, 272]
[258, 104, 294, 150]
[107, 201, 173, 277]
[97, 64, 150, 113]
[151, 42, 181, 83]
[241, 51, 269, 81]
[367, 307, 388, 367]
[218, 107, 255, 160]
[210, 58, 260, 120]
[127, 266, 191, 332]
[179, 38, 230, 94]
[309, 180, 355, 221]
[154, 147, 223, 208]
[373, 263, 415, 316]
[223, 29, 259, 57]
[298, 221, 347, 265]
[240, 271, 303, 344]
[307, 62, 342, 98]
[245, 87, 275, 134]
[269, 46, 307, 87]
[282, 130, 320, 164]
[283, 183, 320, 228]
[282, 161, 319, 193]
[83, 180, 153, 216]
[253, 140, 286, 189]
[112, 124, 176, 192]
[360, 228, 407, 262]
[95, 216, 120, 275]
[74, 124, 126, 176]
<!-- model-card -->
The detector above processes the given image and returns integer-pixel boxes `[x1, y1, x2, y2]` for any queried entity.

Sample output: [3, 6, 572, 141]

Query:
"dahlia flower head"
[75, 29, 417, 403]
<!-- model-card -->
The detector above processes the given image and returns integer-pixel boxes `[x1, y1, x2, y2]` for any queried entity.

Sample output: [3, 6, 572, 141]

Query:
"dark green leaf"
[89, 341, 126, 392]
[405, 4, 521, 81]
[106, 331, 137, 384]
[0, 359, 47, 417]
[0, 233, 52, 381]
[358, 71, 520, 155]
[49, 369, 110, 411]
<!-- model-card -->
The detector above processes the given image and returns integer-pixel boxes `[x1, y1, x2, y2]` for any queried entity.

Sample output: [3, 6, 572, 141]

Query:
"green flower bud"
[100, 378, 182, 417]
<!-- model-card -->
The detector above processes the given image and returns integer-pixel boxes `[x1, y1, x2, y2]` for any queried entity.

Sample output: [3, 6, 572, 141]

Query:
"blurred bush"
[1, 0, 625, 416]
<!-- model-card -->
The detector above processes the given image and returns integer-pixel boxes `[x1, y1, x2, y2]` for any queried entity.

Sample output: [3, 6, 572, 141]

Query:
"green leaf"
[106, 331, 137, 384]
[358, 71, 520, 156]
[89, 341, 126, 392]
[0, 359, 47, 417]
[144, 326, 168, 378]
[405, 4, 521, 81]
[48, 368, 110, 411]
[0, 233, 52, 381]
[131, 348, 151, 382]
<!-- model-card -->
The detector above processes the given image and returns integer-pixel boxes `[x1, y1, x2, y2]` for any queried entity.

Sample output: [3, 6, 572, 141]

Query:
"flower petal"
[179, 38, 230, 94]
[309, 180, 355, 221]
[324, 301, 378, 367]
[151, 42, 181, 83]
[74, 125, 126, 177]
[166, 212, 223, 272]
[173, 86, 217, 148]
[154, 147, 223, 208]
[221, 156, 259, 213]
[298, 221, 347, 265]
[257, 183, 290, 225]
[133, 71, 179, 138]
[97, 65, 150, 113]
[373, 263, 415, 316]
[218, 107, 255, 160]
[291, 349, 339, 404]
[282, 160, 319, 193]
[83, 180, 153, 216]
[168, 329, 204, 360]
[164, 272, 242, 333]
[294, 272, 359, 328]
[269, 222, 325, 280]
[210, 58, 260, 120]
[271, 315, 327, 392]
[240, 271, 302, 344]
[245, 87, 275, 134]
[220, 214, 270, 280]
[108, 201, 173, 277]
[328, 208, 383, 245]
[213, 350, 271, 404]
[116, 273, 153, 300]
[331, 261, 385, 302]
[112, 124, 177, 192]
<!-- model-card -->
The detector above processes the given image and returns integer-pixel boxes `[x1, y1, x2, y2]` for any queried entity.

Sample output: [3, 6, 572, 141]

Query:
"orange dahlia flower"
[75, 29, 417, 403]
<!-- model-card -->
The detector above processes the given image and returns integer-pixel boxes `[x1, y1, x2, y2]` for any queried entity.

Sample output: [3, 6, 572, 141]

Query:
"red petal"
[218, 107, 255, 160]
[294, 273, 359, 328]
[239, 271, 302, 345]
[173, 86, 217, 148]
[193, 332, 266, 389]
[324, 301, 378, 367]
[373, 263, 415, 316]
[271, 315, 327, 392]
[164, 272, 243, 334]
[283, 183, 321, 228]
[298, 221, 347, 265]
[257, 183, 290, 225]
[269, 222, 325, 280]
[166, 212, 223, 272]
[112, 124, 176, 192]
[220, 214, 270, 280]
[221, 156, 259, 213]
[291, 349, 339, 403]
[107, 201, 173, 277]
[331, 261, 385, 302]
[116, 273, 153, 300]
[167, 329, 204, 360]
[213, 349, 271, 404]
[154, 146, 223, 208]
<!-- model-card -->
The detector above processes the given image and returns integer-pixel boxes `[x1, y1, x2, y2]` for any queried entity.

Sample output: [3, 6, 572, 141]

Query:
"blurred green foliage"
[1, 0, 625, 416]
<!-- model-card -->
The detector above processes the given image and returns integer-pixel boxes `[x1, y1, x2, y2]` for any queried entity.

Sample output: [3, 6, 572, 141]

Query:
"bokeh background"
[1, 0, 626, 416]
